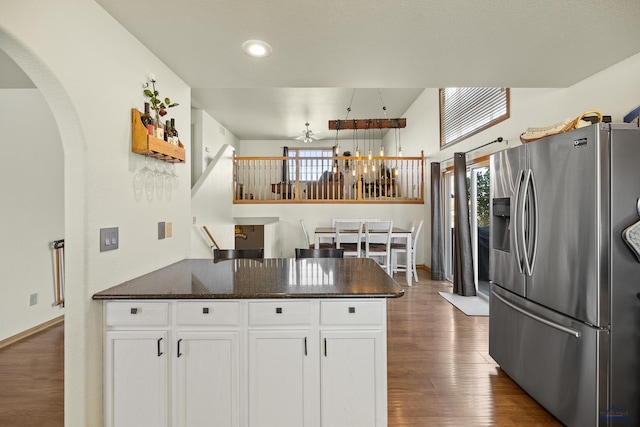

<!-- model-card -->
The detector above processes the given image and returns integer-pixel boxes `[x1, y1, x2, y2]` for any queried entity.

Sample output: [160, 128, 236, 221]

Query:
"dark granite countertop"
[92, 258, 405, 300]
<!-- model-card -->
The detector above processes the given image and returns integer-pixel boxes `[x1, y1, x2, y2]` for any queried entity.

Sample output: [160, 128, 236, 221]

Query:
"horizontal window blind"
[440, 88, 510, 147]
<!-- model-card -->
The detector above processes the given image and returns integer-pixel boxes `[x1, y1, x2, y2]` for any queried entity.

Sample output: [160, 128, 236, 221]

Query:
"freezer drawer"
[489, 285, 609, 427]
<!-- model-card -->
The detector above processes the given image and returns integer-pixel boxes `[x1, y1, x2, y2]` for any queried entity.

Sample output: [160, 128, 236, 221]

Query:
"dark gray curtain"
[430, 163, 445, 280]
[282, 146, 289, 183]
[453, 153, 476, 296]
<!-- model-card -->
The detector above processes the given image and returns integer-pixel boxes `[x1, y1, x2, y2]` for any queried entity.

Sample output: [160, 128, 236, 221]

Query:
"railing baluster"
[233, 154, 423, 203]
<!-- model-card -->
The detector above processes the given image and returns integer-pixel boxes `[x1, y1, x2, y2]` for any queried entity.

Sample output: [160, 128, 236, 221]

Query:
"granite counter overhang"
[92, 258, 405, 300]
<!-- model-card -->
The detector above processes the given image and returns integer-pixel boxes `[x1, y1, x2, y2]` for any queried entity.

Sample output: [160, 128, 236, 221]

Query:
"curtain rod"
[439, 137, 506, 163]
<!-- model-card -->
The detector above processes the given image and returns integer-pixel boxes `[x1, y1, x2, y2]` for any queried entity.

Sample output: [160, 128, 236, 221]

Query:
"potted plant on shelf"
[143, 77, 179, 131]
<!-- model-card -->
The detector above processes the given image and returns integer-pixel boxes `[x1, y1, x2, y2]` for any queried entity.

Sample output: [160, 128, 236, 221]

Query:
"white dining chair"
[331, 217, 379, 226]
[391, 219, 423, 282]
[300, 219, 334, 249]
[334, 220, 363, 257]
[363, 220, 393, 274]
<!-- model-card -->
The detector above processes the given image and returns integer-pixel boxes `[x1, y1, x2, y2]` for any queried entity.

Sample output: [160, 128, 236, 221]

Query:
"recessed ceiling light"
[242, 40, 272, 58]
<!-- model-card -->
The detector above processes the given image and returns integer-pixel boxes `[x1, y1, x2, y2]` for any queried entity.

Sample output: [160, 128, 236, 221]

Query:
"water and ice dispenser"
[492, 198, 510, 252]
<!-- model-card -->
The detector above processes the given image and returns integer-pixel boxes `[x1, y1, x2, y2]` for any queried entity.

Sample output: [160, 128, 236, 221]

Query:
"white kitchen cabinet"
[175, 331, 240, 427]
[319, 300, 387, 427]
[104, 301, 170, 427]
[105, 330, 169, 427]
[102, 298, 387, 427]
[320, 330, 385, 427]
[248, 330, 315, 427]
[247, 300, 315, 427]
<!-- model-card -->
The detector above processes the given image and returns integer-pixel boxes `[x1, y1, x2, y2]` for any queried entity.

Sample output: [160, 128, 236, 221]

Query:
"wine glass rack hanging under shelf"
[131, 108, 185, 163]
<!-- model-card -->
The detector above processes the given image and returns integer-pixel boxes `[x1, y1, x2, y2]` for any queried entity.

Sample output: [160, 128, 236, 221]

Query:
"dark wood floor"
[387, 270, 562, 426]
[0, 270, 561, 427]
[0, 321, 64, 427]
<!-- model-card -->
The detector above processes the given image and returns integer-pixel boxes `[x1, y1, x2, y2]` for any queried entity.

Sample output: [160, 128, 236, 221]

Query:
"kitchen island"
[93, 258, 403, 427]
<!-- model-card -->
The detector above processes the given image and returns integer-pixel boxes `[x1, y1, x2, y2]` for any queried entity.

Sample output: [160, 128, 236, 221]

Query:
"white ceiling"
[4, 0, 640, 140]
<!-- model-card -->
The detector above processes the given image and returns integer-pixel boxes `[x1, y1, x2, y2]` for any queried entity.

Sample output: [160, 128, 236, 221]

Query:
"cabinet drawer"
[320, 300, 383, 325]
[105, 302, 169, 327]
[176, 301, 239, 326]
[248, 301, 312, 326]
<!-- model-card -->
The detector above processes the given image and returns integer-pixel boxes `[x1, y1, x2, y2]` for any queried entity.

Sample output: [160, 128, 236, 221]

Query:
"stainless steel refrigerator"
[489, 123, 640, 426]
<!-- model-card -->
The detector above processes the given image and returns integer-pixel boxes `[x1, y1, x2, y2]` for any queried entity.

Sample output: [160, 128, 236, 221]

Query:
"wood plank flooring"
[0, 321, 64, 427]
[0, 270, 561, 427]
[387, 270, 562, 426]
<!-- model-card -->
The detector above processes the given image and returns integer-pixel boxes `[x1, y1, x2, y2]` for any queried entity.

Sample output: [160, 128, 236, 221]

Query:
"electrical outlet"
[100, 227, 119, 252]
[166, 222, 173, 238]
[158, 222, 165, 239]
[29, 293, 38, 306]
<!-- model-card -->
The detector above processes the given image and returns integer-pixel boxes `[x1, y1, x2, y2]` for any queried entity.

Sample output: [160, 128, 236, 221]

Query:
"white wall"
[237, 138, 380, 157]
[0, 89, 64, 341]
[393, 52, 640, 268]
[1, 1, 191, 425]
[191, 144, 236, 257]
[191, 108, 238, 185]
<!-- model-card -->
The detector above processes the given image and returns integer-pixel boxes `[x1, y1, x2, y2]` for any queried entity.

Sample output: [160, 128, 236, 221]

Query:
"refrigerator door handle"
[526, 169, 539, 276]
[492, 290, 581, 338]
[513, 169, 525, 274]
[519, 169, 531, 274]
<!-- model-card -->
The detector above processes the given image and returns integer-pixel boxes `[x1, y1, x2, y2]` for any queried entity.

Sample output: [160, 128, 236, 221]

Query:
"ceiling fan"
[294, 122, 323, 143]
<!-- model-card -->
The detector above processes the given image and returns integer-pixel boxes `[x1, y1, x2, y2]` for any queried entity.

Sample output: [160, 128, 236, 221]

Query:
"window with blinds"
[439, 87, 510, 148]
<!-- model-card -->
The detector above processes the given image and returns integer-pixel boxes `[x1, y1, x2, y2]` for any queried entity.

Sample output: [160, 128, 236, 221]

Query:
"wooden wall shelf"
[131, 108, 185, 163]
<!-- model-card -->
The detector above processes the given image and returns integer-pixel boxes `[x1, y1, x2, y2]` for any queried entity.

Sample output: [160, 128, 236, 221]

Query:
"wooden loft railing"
[234, 152, 424, 204]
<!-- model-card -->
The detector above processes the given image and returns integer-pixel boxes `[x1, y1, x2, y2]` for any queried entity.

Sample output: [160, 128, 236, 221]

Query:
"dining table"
[314, 226, 413, 287]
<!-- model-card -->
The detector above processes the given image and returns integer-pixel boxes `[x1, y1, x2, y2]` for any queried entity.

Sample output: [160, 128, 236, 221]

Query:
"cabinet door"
[175, 331, 240, 427]
[105, 330, 169, 427]
[320, 330, 386, 427]
[248, 330, 315, 427]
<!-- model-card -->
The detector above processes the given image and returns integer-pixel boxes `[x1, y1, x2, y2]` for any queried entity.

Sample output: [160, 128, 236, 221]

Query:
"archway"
[0, 30, 87, 426]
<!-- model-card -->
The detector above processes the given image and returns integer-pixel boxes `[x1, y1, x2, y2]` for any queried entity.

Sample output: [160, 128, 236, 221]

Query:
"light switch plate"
[100, 227, 119, 252]
[158, 222, 165, 239]
[166, 222, 173, 238]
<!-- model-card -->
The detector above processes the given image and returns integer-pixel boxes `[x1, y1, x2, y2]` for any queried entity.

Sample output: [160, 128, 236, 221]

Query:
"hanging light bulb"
[352, 169, 356, 177]
[394, 166, 399, 176]
[380, 145, 384, 156]
[372, 162, 376, 172]
[368, 150, 372, 160]
[364, 162, 368, 173]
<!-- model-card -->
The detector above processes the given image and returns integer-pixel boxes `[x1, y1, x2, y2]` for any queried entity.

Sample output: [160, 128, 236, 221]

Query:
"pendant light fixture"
[328, 89, 405, 157]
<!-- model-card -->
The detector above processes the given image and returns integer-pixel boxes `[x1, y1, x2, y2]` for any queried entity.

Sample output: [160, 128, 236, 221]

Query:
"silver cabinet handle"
[177, 339, 183, 358]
